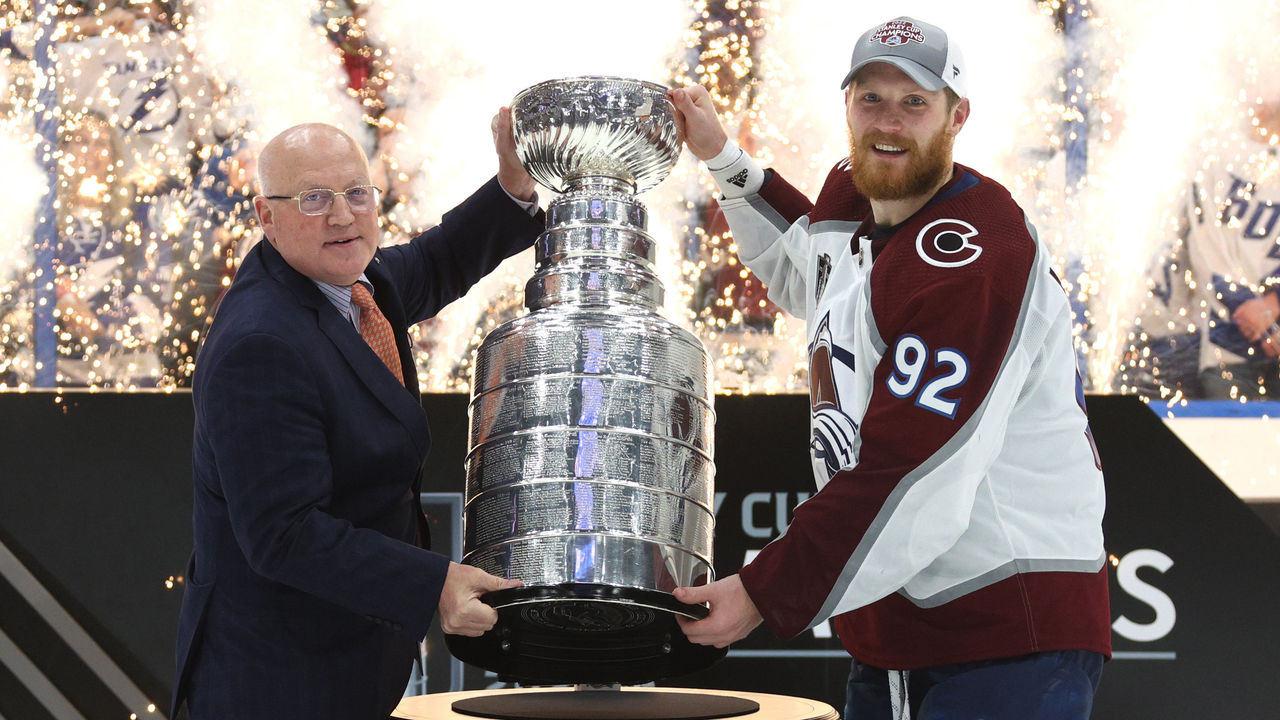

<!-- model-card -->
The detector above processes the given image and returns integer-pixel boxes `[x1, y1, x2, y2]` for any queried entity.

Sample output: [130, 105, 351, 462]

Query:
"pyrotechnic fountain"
[1, 0, 1278, 402]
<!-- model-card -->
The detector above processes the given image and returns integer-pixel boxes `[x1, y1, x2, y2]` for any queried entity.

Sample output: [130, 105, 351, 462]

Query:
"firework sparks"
[0, 0, 1277, 400]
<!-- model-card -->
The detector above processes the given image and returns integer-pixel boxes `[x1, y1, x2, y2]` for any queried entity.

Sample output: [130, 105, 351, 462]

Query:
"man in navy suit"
[172, 112, 541, 719]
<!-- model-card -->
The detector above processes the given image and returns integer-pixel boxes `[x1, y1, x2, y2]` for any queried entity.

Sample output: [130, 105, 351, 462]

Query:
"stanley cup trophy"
[444, 77, 726, 687]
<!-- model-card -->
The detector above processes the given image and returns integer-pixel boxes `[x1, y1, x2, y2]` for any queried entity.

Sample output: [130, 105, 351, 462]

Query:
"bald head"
[256, 123, 369, 197]
[251, 122, 382, 285]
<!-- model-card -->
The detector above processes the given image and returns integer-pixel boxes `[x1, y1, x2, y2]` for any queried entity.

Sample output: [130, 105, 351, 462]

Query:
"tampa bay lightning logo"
[808, 313, 859, 480]
[915, 218, 982, 268]
[63, 216, 109, 263]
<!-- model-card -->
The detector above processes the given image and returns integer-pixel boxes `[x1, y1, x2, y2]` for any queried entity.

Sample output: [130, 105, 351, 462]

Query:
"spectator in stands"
[1119, 233, 1203, 400]
[52, 111, 164, 386]
[0, 2, 135, 52]
[1132, 71, 1280, 401]
[1, 1, 234, 387]
[157, 132, 258, 386]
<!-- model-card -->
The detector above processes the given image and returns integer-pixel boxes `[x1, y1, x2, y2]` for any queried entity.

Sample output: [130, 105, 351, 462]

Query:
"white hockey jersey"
[1184, 139, 1280, 369]
[721, 160, 1111, 669]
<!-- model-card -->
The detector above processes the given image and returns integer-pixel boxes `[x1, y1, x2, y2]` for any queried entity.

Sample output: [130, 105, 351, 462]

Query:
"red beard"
[847, 124, 954, 200]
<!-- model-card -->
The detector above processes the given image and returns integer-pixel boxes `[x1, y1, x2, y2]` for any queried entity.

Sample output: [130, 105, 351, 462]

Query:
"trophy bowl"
[511, 76, 680, 194]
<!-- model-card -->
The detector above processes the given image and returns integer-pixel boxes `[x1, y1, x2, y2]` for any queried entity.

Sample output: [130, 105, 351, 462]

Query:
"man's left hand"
[1232, 294, 1280, 342]
[439, 562, 522, 637]
[672, 574, 764, 648]
[492, 106, 536, 202]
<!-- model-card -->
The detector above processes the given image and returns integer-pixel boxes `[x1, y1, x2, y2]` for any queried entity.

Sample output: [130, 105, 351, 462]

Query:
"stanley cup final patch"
[815, 252, 832, 302]
[871, 19, 926, 47]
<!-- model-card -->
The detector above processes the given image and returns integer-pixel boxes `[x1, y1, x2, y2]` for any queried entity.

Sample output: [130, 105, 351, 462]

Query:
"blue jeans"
[845, 650, 1104, 720]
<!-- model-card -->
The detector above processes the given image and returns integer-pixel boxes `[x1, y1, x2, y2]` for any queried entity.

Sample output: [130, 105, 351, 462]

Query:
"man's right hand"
[667, 85, 729, 161]
[492, 106, 536, 202]
[438, 562, 521, 637]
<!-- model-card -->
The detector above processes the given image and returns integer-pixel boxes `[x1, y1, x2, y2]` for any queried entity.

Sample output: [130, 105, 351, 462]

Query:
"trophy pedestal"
[453, 685, 757, 720]
[445, 585, 726, 685]
[394, 686, 840, 720]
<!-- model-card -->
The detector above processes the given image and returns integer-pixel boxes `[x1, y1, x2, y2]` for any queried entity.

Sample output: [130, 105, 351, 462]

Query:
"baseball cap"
[839, 16, 967, 98]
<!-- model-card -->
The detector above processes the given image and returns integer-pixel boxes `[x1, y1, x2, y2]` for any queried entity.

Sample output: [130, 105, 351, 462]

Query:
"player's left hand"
[673, 574, 764, 648]
[1232, 294, 1280, 342]
[492, 106, 536, 203]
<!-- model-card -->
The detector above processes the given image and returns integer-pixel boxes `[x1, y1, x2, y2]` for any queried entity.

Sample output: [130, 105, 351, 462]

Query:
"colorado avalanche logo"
[808, 314, 859, 481]
[871, 20, 926, 47]
[915, 218, 982, 268]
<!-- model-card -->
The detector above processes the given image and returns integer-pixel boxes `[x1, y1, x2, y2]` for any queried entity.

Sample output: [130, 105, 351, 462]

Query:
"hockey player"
[669, 16, 1111, 720]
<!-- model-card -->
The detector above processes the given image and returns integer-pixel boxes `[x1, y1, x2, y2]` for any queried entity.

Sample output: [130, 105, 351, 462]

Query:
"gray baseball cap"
[840, 16, 967, 98]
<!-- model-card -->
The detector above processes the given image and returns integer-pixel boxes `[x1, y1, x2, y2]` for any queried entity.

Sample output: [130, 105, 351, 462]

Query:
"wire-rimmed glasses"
[264, 185, 381, 215]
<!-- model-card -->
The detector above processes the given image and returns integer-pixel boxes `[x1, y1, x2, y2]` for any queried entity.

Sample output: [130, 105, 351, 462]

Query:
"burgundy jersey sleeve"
[756, 168, 818, 225]
[748, 160, 870, 227]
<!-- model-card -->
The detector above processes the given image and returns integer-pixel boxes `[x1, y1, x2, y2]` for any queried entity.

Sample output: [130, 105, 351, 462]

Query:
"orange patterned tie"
[350, 283, 404, 384]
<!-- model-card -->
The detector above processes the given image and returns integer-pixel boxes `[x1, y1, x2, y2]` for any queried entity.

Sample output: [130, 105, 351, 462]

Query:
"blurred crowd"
[1, 0, 1278, 400]
[0, 0, 416, 389]
[1119, 88, 1280, 402]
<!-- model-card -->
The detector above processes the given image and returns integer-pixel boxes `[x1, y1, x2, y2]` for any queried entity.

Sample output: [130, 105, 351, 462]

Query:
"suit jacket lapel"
[259, 242, 430, 456]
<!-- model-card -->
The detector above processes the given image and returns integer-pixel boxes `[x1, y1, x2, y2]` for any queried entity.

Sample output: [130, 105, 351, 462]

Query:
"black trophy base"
[445, 584, 727, 685]
[452, 688, 760, 720]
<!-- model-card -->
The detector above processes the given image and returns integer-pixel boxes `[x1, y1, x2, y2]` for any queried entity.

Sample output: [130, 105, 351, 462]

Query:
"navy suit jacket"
[172, 178, 542, 719]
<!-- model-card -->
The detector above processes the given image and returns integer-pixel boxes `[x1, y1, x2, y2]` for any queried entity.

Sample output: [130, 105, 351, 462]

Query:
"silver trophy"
[445, 77, 722, 685]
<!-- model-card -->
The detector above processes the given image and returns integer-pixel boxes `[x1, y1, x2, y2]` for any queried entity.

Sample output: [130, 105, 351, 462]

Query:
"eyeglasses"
[264, 185, 381, 216]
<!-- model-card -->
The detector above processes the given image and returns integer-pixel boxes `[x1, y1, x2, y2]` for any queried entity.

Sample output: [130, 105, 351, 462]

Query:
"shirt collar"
[312, 273, 371, 323]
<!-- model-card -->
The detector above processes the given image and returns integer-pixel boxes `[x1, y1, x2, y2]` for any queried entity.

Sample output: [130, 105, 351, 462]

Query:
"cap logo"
[870, 20, 926, 47]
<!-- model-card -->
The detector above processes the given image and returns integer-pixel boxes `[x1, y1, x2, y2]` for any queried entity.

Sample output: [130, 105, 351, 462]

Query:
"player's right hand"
[667, 85, 730, 162]
[438, 562, 522, 637]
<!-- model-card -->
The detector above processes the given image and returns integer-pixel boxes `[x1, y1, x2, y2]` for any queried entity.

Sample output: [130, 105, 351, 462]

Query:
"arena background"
[2, 0, 1280, 718]
[2, 392, 1279, 719]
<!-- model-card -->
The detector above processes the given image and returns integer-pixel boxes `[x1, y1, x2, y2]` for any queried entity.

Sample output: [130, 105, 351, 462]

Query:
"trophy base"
[451, 687, 759, 720]
[444, 584, 727, 685]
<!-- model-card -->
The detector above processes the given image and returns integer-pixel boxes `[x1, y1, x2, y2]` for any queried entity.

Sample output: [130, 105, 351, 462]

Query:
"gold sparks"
[1, 0, 1278, 402]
